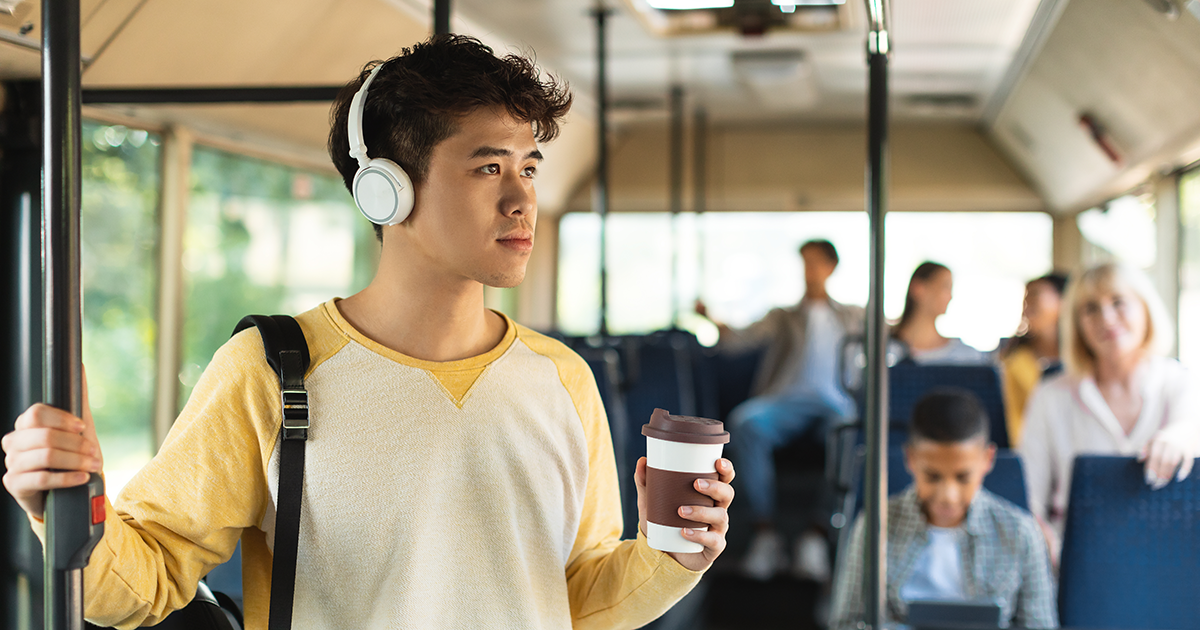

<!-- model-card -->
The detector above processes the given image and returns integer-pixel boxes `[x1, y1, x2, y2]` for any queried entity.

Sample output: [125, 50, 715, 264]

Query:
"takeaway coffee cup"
[641, 408, 730, 553]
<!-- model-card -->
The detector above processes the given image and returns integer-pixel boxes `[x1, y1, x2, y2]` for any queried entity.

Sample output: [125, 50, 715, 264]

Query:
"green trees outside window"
[80, 122, 161, 493]
[179, 145, 378, 407]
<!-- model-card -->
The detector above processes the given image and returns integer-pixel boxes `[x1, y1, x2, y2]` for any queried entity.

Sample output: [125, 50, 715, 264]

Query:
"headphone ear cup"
[352, 158, 415, 225]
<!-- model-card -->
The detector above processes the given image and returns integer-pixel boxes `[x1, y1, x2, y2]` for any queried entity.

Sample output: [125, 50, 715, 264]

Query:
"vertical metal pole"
[862, 2, 891, 629]
[433, 0, 451, 36]
[692, 106, 707, 302]
[668, 85, 684, 327]
[593, 5, 611, 336]
[43, 3, 103, 630]
[2, 80, 46, 630]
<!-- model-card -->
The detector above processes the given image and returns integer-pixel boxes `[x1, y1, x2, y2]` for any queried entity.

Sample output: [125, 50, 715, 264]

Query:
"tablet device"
[906, 599, 1004, 629]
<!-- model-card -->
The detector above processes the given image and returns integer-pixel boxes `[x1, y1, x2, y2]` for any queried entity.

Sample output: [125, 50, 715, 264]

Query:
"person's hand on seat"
[1139, 421, 1199, 490]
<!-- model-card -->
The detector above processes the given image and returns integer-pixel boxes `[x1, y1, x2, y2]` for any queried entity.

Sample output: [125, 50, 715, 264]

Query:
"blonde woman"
[1020, 263, 1200, 555]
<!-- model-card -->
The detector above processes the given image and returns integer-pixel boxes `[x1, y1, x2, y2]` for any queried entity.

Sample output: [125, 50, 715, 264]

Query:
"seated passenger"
[1000, 272, 1068, 447]
[892, 262, 989, 365]
[1021, 262, 1200, 558]
[830, 389, 1058, 630]
[696, 239, 862, 582]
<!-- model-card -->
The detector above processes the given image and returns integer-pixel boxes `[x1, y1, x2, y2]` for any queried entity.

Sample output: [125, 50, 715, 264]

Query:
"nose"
[934, 481, 960, 505]
[500, 172, 536, 218]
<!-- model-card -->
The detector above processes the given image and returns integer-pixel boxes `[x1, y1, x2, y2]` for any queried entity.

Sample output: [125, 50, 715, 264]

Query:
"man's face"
[905, 437, 995, 528]
[398, 106, 541, 288]
[800, 248, 836, 289]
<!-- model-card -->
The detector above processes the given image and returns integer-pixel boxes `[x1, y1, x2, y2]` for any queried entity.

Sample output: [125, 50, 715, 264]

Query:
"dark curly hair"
[328, 34, 573, 240]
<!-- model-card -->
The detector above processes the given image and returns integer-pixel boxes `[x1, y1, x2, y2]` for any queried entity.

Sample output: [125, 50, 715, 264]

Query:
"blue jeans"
[728, 393, 844, 524]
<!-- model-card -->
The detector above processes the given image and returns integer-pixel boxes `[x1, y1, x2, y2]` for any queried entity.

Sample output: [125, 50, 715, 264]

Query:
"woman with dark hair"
[1000, 273, 1068, 446]
[891, 262, 987, 364]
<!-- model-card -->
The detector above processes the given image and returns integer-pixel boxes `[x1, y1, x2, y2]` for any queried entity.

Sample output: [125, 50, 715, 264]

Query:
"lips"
[498, 230, 534, 252]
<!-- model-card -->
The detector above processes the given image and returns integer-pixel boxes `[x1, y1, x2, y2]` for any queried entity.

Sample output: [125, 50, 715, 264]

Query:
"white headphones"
[348, 64, 415, 225]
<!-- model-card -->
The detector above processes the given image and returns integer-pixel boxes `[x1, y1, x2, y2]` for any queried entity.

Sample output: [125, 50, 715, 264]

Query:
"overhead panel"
[989, 0, 1200, 212]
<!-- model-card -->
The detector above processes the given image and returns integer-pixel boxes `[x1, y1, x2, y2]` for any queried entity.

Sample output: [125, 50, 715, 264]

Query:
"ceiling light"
[771, 0, 844, 5]
[648, 0, 733, 9]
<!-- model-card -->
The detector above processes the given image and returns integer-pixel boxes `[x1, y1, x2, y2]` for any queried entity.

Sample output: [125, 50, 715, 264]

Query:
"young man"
[696, 239, 861, 581]
[829, 389, 1057, 630]
[2, 35, 734, 629]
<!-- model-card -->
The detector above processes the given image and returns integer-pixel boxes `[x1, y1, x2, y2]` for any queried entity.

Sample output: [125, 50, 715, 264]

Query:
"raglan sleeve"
[554, 349, 705, 630]
[29, 330, 281, 629]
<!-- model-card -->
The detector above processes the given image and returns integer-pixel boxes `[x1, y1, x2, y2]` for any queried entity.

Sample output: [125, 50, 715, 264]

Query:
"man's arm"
[15, 330, 278, 628]
[697, 301, 777, 352]
[552, 347, 703, 630]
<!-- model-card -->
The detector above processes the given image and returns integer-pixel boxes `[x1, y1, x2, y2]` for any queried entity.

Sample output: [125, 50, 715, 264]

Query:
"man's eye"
[956, 474, 970, 484]
[481, 164, 499, 174]
[523, 166, 537, 178]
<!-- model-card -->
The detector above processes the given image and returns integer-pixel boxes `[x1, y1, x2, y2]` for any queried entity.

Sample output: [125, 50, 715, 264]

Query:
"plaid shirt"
[830, 486, 1058, 630]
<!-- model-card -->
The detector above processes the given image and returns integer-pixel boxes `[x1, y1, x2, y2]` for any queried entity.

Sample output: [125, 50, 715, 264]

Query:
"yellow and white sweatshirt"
[38, 300, 702, 629]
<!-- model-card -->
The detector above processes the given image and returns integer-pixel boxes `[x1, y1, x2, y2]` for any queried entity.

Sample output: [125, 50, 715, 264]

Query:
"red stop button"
[91, 495, 105, 525]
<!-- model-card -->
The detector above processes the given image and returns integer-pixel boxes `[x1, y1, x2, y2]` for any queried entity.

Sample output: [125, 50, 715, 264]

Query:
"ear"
[983, 442, 997, 475]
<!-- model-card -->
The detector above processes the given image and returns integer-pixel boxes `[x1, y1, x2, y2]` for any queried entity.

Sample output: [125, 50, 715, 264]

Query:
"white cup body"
[645, 436, 725, 553]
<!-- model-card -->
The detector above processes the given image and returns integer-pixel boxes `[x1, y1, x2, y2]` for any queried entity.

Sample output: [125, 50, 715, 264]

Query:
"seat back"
[853, 449, 1029, 516]
[1059, 456, 1200, 629]
[889, 363, 1009, 448]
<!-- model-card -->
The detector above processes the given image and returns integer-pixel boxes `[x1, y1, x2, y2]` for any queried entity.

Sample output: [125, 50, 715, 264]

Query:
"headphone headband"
[347, 64, 384, 169]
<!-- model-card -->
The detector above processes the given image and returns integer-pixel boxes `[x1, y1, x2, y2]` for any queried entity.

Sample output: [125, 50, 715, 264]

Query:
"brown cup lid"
[642, 408, 730, 444]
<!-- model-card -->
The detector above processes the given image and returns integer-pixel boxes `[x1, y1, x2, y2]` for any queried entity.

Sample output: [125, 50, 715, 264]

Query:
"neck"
[900, 312, 944, 345]
[804, 285, 828, 302]
[336, 240, 506, 362]
[1093, 351, 1144, 388]
[1029, 332, 1059, 360]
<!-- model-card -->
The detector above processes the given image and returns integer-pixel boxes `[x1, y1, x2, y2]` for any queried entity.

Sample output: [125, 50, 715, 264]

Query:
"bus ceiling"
[0, 0, 1197, 215]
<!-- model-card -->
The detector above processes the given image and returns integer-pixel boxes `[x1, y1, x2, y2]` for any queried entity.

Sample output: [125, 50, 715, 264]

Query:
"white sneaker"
[792, 530, 832, 583]
[741, 530, 787, 581]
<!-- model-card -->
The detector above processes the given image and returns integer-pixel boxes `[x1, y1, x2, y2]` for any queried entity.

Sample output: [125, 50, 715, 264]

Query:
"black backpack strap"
[232, 314, 309, 630]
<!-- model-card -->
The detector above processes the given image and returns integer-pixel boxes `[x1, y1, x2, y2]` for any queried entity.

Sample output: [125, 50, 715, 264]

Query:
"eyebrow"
[468, 146, 544, 161]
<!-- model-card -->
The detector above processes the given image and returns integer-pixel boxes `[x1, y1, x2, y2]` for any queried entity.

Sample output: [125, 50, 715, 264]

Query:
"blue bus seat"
[889, 362, 1010, 449]
[1058, 455, 1200, 629]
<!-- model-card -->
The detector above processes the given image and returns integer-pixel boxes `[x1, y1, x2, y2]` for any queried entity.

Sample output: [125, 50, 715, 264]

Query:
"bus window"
[178, 146, 378, 408]
[557, 210, 1052, 352]
[81, 122, 162, 495]
[1180, 169, 1200, 367]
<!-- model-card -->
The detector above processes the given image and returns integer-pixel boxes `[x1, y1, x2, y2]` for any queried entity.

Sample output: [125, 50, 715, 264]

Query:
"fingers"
[13, 403, 86, 433]
[716, 458, 735, 484]
[680, 525, 726, 558]
[694, 476, 734, 509]
[1144, 439, 1183, 490]
[3, 402, 102, 519]
[4, 469, 93, 495]
[634, 457, 647, 490]
[679, 504, 729, 534]
[1178, 456, 1194, 482]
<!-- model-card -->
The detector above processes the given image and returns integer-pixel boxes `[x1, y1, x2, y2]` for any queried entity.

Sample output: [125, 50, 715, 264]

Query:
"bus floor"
[650, 466, 830, 630]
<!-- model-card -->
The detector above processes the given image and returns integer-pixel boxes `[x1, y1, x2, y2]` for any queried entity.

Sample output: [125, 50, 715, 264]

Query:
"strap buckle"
[281, 389, 309, 440]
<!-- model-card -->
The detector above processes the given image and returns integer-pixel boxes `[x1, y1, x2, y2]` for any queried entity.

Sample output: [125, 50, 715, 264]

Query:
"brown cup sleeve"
[646, 466, 718, 529]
